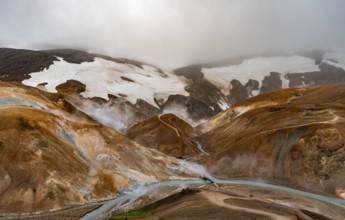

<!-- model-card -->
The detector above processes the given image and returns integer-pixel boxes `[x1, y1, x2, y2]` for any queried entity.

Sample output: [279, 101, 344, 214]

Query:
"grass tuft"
[110, 210, 153, 220]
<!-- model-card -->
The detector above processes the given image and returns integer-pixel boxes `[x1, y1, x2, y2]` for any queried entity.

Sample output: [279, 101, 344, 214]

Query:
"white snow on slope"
[218, 99, 230, 110]
[323, 50, 345, 71]
[202, 56, 320, 95]
[23, 57, 190, 107]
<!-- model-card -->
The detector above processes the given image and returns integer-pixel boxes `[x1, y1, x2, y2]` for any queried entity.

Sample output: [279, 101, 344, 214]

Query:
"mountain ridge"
[1, 48, 345, 219]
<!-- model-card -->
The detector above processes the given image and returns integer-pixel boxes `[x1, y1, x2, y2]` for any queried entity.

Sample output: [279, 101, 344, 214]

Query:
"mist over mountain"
[1, 48, 345, 219]
[1, 0, 345, 67]
[1, 1, 345, 219]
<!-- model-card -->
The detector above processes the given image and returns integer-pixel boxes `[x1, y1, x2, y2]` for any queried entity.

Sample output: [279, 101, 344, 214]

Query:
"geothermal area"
[0, 48, 345, 219]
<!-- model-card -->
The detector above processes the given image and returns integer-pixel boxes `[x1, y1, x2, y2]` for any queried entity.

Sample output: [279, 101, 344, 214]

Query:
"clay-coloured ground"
[199, 84, 345, 198]
[112, 185, 345, 220]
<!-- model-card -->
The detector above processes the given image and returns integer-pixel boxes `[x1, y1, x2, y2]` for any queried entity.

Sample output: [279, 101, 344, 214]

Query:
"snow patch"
[23, 57, 189, 107]
[252, 90, 259, 96]
[323, 60, 345, 71]
[280, 75, 290, 88]
[218, 99, 230, 110]
[202, 56, 320, 95]
[323, 50, 345, 71]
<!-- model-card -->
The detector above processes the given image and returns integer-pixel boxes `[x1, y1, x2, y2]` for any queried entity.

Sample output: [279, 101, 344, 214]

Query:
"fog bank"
[1, 0, 345, 68]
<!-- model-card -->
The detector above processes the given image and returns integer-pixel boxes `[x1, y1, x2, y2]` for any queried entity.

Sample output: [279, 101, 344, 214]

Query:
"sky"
[1, 0, 345, 68]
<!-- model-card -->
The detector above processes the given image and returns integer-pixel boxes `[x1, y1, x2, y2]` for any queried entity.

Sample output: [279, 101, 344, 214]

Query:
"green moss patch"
[110, 210, 153, 219]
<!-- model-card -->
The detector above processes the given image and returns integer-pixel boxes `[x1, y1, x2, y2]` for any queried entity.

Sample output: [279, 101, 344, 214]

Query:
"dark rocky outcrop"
[162, 95, 215, 122]
[44, 49, 95, 64]
[0, 48, 57, 81]
[260, 72, 282, 94]
[303, 62, 345, 85]
[175, 65, 229, 115]
[227, 79, 247, 105]
[55, 80, 86, 95]
[245, 79, 259, 96]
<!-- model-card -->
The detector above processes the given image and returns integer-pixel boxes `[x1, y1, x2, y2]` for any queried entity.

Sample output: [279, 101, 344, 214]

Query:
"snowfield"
[202, 56, 320, 95]
[21, 52, 345, 112]
[23, 57, 190, 107]
[323, 50, 345, 71]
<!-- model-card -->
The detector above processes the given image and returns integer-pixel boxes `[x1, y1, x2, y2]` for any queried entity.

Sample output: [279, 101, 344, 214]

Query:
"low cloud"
[1, 0, 345, 68]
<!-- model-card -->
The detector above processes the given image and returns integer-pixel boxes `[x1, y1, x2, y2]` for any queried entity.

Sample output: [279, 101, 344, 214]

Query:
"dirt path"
[158, 114, 180, 137]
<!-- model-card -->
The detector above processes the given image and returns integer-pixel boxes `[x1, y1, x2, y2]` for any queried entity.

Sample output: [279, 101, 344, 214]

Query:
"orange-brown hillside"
[199, 84, 345, 198]
[0, 82, 199, 214]
[126, 114, 200, 158]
